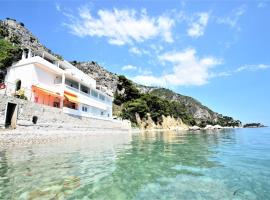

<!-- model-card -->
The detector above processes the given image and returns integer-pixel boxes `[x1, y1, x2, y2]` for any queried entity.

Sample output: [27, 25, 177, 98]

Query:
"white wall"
[78, 103, 112, 118]
[5, 64, 36, 89]
[5, 63, 59, 90]
[34, 65, 57, 87]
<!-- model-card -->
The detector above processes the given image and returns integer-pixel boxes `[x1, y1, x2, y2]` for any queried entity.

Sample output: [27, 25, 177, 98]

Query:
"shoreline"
[0, 123, 243, 147]
[1, 125, 267, 148]
[0, 125, 131, 147]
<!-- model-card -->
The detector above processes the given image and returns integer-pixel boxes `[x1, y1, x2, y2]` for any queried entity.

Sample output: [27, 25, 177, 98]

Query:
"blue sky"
[1, 0, 270, 125]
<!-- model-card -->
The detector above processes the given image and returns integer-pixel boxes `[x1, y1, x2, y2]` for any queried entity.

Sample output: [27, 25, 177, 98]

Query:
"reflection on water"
[0, 128, 270, 199]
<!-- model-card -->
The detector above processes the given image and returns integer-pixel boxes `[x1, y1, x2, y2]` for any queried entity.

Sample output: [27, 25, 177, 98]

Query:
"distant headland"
[243, 123, 267, 128]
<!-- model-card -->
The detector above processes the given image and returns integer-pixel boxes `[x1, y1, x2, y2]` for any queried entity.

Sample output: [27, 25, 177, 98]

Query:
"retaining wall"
[0, 94, 131, 130]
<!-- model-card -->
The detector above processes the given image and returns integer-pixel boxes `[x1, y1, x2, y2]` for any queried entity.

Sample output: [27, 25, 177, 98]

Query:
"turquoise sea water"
[0, 128, 270, 200]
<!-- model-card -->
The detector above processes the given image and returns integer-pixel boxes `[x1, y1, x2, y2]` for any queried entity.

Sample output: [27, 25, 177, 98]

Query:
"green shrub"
[114, 75, 197, 126]
[0, 39, 22, 81]
[0, 39, 21, 69]
[121, 98, 149, 123]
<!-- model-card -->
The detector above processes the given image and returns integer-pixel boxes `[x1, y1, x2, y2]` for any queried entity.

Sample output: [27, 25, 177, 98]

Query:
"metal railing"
[64, 84, 112, 106]
[0, 81, 112, 107]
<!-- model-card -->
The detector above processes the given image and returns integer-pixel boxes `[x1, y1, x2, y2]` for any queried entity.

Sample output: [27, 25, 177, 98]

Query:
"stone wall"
[0, 94, 131, 130]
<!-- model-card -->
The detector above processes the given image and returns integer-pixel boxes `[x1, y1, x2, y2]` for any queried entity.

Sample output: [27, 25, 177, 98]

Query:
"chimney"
[21, 50, 26, 60]
[27, 49, 32, 58]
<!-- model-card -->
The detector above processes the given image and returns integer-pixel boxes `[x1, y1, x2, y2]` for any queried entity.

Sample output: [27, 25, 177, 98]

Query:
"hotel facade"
[1, 49, 113, 119]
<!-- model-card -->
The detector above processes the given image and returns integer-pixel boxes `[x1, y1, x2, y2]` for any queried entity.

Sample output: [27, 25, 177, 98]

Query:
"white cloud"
[257, 2, 267, 8]
[133, 62, 270, 86]
[129, 47, 141, 55]
[122, 65, 137, 71]
[236, 64, 270, 72]
[132, 48, 222, 87]
[56, 3, 61, 12]
[209, 71, 232, 78]
[129, 47, 150, 56]
[210, 64, 270, 78]
[216, 5, 246, 30]
[187, 12, 209, 38]
[132, 75, 167, 87]
[122, 64, 152, 76]
[138, 67, 152, 75]
[157, 16, 174, 42]
[63, 7, 174, 45]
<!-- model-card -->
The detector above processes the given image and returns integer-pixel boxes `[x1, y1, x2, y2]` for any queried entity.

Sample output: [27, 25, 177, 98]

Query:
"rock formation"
[135, 113, 189, 131]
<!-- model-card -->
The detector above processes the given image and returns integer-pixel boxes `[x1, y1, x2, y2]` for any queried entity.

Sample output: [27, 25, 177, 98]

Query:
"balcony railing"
[65, 85, 79, 92]
[64, 84, 112, 106]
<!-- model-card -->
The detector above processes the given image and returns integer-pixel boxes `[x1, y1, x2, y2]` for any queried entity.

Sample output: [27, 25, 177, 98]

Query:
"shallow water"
[0, 128, 270, 200]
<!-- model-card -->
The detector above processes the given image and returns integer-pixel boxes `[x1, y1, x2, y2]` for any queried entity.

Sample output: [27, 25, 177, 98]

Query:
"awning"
[64, 91, 79, 104]
[32, 85, 62, 97]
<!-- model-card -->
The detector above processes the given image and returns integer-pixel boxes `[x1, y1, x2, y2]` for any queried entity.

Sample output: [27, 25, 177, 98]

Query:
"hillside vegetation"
[114, 75, 241, 127]
[0, 18, 242, 128]
[0, 39, 21, 81]
[114, 76, 196, 126]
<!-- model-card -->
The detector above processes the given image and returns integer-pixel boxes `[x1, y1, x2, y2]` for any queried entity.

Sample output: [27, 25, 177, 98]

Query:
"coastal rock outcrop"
[243, 123, 266, 128]
[159, 115, 189, 130]
[135, 113, 189, 131]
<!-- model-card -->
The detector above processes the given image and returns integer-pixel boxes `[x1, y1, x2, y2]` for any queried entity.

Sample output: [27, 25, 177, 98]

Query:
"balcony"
[63, 84, 112, 106]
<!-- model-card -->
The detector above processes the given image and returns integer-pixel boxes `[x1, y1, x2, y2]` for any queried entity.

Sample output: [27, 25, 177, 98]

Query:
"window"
[91, 90, 98, 98]
[54, 76, 62, 84]
[99, 94, 105, 101]
[59, 64, 65, 70]
[65, 79, 79, 89]
[81, 84, 89, 94]
[82, 106, 88, 112]
[106, 97, 112, 103]
[15, 80, 21, 92]
[53, 102, 60, 108]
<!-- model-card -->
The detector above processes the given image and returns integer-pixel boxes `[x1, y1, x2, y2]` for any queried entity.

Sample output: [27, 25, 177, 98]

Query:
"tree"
[0, 39, 22, 81]
[114, 75, 140, 105]
[121, 98, 149, 123]
[141, 94, 170, 122]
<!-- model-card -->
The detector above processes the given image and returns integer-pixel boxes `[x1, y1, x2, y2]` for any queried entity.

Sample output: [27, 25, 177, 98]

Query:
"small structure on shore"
[4, 101, 18, 129]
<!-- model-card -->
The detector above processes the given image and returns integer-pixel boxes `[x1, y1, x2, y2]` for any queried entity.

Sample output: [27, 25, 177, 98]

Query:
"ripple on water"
[0, 129, 270, 199]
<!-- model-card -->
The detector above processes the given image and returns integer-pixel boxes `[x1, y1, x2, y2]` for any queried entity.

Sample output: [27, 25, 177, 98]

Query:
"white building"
[3, 49, 113, 119]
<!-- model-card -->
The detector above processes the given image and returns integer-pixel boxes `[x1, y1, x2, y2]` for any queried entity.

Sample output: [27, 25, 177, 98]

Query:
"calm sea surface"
[0, 128, 270, 200]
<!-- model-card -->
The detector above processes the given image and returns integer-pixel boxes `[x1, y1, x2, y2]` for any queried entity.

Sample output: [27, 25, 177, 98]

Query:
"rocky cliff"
[0, 18, 241, 126]
[71, 61, 119, 93]
[148, 88, 220, 123]
[0, 18, 62, 58]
